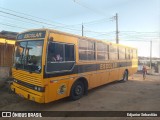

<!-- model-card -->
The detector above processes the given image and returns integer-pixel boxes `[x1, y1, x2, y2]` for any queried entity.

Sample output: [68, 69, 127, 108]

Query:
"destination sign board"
[17, 31, 46, 40]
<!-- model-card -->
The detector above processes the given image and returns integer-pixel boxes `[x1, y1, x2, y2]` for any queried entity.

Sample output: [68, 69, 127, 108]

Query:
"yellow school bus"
[11, 29, 138, 103]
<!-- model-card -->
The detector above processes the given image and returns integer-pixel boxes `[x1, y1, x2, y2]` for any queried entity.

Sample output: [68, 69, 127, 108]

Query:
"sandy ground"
[0, 73, 160, 120]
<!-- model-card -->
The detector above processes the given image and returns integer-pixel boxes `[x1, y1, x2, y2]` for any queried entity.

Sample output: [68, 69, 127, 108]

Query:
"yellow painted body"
[11, 29, 138, 103]
[0, 38, 15, 44]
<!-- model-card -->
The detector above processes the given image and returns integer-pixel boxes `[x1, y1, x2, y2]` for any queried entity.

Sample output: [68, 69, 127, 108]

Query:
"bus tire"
[70, 80, 84, 101]
[122, 70, 128, 82]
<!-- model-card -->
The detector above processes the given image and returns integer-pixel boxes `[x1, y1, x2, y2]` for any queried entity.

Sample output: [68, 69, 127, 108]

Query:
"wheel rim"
[74, 85, 82, 96]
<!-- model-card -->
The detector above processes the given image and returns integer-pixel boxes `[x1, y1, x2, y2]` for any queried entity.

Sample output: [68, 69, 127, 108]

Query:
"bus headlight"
[34, 86, 38, 91]
[14, 79, 18, 83]
[34, 86, 45, 92]
[37, 87, 41, 92]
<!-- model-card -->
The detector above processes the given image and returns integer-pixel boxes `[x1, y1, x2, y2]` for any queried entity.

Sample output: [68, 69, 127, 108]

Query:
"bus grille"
[12, 70, 42, 86]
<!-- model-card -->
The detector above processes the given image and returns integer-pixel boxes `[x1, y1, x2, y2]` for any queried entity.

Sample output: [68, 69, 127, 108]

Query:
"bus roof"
[18, 28, 137, 49]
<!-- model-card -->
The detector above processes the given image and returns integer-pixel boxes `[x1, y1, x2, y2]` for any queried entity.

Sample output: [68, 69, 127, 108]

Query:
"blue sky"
[0, 0, 160, 57]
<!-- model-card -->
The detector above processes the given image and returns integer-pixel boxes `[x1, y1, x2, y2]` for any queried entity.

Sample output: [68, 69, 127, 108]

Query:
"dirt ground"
[0, 73, 160, 120]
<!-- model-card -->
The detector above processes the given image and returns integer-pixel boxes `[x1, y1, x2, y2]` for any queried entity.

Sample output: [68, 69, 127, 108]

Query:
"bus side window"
[65, 44, 74, 61]
[79, 39, 95, 60]
[119, 47, 125, 60]
[47, 42, 64, 62]
[109, 45, 118, 60]
[46, 42, 75, 73]
[97, 42, 108, 60]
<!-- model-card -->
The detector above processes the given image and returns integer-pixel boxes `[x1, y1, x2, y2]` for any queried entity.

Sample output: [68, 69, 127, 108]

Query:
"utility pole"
[150, 41, 152, 69]
[82, 23, 84, 36]
[115, 13, 119, 44]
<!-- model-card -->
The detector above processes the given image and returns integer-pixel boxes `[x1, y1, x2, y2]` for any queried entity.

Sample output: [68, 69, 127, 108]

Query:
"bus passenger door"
[44, 41, 75, 102]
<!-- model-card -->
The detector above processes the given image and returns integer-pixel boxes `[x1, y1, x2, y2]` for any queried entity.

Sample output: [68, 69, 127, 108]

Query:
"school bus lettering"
[24, 33, 42, 39]
[107, 63, 112, 69]
[17, 31, 46, 40]
[100, 64, 106, 70]
[100, 63, 118, 70]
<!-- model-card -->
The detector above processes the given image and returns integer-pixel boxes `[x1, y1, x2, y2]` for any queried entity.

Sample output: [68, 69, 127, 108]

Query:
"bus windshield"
[14, 40, 43, 73]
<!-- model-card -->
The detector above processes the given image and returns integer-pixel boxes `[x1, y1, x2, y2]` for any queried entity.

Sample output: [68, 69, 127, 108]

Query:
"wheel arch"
[70, 77, 88, 95]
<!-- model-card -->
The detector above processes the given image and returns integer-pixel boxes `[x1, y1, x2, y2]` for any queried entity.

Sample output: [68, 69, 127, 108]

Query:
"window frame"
[109, 45, 118, 60]
[14, 40, 44, 74]
[97, 42, 109, 61]
[45, 41, 76, 74]
[78, 39, 96, 61]
[118, 46, 126, 60]
[133, 49, 137, 59]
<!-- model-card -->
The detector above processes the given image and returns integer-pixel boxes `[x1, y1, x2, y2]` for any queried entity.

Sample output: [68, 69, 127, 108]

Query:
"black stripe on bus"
[44, 61, 132, 78]
[13, 79, 45, 92]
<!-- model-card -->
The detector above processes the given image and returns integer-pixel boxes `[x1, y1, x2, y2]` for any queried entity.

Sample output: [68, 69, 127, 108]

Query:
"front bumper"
[11, 83, 45, 103]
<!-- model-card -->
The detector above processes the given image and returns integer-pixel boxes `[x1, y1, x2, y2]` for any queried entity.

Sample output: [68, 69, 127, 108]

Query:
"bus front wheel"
[70, 80, 84, 100]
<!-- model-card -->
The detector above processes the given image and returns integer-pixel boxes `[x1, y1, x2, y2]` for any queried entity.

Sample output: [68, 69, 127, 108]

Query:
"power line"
[0, 14, 41, 27]
[0, 6, 65, 25]
[73, 0, 107, 16]
[0, 6, 89, 32]
[81, 28, 159, 40]
[0, 10, 62, 27]
[85, 30, 115, 34]
[0, 22, 27, 29]
[119, 40, 160, 42]
[0, 6, 113, 30]
[119, 33, 160, 39]
[89, 34, 115, 38]
[0, 10, 82, 32]
[0, 8, 82, 32]
[84, 18, 111, 25]
[62, 17, 112, 28]
[120, 33, 159, 37]
[120, 31, 159, 34]
[120, 33, 159, 38]
[0, 8, 159, 43]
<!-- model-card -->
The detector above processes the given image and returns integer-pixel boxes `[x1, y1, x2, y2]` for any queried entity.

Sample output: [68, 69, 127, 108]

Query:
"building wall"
[0, 38, 15, 78]
[0, 43, 15, 67]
